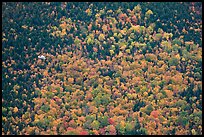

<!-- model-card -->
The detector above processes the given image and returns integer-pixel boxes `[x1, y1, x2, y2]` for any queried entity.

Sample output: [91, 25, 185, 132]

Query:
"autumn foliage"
[2, 2, 202, 135]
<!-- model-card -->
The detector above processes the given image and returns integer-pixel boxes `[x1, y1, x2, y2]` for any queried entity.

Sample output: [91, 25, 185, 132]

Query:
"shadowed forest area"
[2, 2, 202, 135]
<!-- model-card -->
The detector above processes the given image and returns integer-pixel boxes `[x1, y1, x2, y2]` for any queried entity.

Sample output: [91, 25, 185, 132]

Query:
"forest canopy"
[2, 2, 202, 135]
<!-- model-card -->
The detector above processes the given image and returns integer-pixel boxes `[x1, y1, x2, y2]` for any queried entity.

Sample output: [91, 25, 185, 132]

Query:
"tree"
[90, 120, 100, 130]
[144, 104, 154, 115]
[116, 120, 126, 135]
[80, 130, 89, 135]
[150, 110, 159, 118]
[106, 125, 116, 135]
[168, 57, 179, 66]
[108, 118, 115, 125]
[124, 122, 134, 135]
[13, 107, 19, 113]
[133, 4, 141, 13]
[98, 34, 105, 41]
[40, 104, 50, 113]
[133, 100, 145, 112]
[176, 113, 189, 127]
[145, 53, 157, 62]
[130, 116, 147, 135]
[145, 10, 153, 19]
[98, 116, 109, 127]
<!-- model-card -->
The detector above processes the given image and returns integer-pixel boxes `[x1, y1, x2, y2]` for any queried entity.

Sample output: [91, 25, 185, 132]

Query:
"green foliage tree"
[98, 116, 109, 127]
[133, 100, 146, 112]
[90, 120, 100, 130]
[168, 57, 179, 66]
[40, 104, 50, 113]
[144, 104, 154, 115]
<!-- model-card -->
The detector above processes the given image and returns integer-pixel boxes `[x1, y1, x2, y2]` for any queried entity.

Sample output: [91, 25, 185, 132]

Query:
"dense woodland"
[2, 2, 202, 135]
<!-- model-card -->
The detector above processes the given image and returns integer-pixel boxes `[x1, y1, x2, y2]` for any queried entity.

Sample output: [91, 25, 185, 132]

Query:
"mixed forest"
[2, 2, 202, 135]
